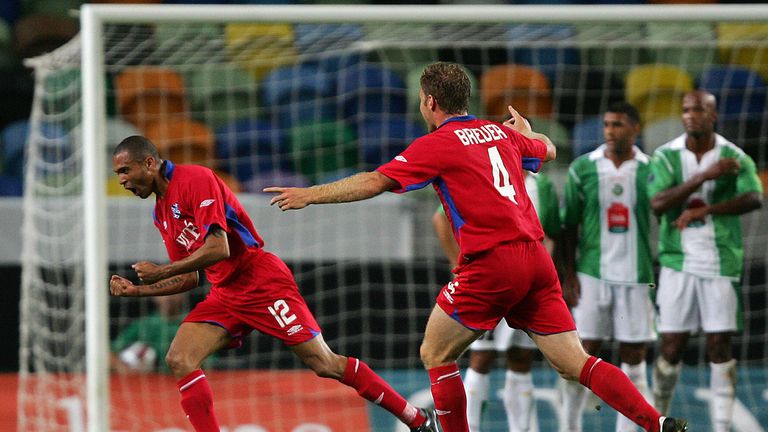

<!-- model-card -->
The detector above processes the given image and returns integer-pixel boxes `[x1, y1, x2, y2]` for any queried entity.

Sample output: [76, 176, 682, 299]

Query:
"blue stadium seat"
[294, 24, 364, 71]
[357, 116, 425, 169]
[214, 119, 291, 182]
[505, 24, 580, 83]
[0, 174, 22, 196]
[2, 120, 71, 179]
[698, 66, 767, 121]
[337, 63, 407, 120]
[261, 63, 338, 129]
[572, 116, 604, 157]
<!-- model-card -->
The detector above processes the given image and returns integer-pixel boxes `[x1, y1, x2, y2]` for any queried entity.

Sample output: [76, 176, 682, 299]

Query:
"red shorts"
[436, 241, 575, 335]
[184, 251, 321, 348]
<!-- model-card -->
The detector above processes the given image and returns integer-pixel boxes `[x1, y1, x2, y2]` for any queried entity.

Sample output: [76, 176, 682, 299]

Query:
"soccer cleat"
[660, 416, 689, 432]
[411, 407, 441, 432]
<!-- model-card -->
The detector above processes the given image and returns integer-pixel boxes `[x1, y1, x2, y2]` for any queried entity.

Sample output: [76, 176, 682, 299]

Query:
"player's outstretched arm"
[109, 272, 198, 297]
[503, 105, 556, 162]
[265, 171, 399, 211]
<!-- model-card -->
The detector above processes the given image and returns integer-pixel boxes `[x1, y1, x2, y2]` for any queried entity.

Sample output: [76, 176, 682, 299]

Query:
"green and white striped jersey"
[525, 172, 561, 238]
[562, 144, 653, 284]
[648, 133, 762, 280]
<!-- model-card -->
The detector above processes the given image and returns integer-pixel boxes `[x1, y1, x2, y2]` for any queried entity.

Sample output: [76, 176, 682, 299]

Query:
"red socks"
[580, 356, 661, 432]
[341, 357, 424, 428]
[428, 363, 468, 432]
[177, 370, 220, 432]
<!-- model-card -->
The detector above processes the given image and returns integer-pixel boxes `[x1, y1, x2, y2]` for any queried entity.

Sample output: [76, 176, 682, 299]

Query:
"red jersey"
[153, 161, 264, 287]
[377, 115, 547, 256]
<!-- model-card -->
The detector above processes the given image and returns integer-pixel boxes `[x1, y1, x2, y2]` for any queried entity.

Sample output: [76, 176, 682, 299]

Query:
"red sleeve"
[187, 171, 228, 239]
[376, 136, 442, 193]
[507, 128, 547, 173]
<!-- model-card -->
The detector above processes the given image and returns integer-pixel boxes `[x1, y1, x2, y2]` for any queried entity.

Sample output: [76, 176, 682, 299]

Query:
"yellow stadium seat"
[106, 175, 134, 197]
[717, 23, 768, 82]
[225, 23, 297, 80]
[625, 64, 693, 124]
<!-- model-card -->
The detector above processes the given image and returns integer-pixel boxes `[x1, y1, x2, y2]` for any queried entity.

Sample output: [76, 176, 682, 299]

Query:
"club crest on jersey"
[171, 203, 181, 219]
[612, 184, 624, 196]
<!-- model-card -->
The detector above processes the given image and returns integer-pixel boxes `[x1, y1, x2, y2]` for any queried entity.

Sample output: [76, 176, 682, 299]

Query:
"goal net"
[18, 4, 768, 432]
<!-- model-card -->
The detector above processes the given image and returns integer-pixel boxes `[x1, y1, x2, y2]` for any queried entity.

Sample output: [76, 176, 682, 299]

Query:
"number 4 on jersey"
[488, 146, 518, 204]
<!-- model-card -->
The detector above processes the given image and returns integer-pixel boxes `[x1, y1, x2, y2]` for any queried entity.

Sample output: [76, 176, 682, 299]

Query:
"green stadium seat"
[529, 116, 571, 163]
[22, 0, 85, 17]
[288, 121, 357, 183]
[647, 22, 718, 77]
[153, 22, 226, 68]
[42, 68, 81, 131]
[575, 23, 650, 78]
[0, 19, 17, 70]
[186, 65, 258, 130]
[364, 23, 438, 80]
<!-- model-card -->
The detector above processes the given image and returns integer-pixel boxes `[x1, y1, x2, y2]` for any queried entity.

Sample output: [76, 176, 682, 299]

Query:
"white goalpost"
[18, 4, 768, 432]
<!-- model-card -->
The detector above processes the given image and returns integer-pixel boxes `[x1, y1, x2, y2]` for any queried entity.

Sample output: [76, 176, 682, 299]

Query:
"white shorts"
[656, 267, 740, 333]
[470, 321, 536, 351]
[571, 273, 656, 343]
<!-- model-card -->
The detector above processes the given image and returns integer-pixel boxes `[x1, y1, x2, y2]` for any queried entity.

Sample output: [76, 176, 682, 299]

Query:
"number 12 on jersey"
[488, 146, 518, 204]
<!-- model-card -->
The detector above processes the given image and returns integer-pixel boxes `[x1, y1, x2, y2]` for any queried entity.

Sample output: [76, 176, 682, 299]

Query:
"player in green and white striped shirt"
[561, 102, 655, 432]
[432, 170, 560, 432]
[648, 91, 762, 432]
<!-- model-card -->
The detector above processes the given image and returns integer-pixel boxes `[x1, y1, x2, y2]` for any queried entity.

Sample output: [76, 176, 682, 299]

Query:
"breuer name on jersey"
[453, 124, 508, 146]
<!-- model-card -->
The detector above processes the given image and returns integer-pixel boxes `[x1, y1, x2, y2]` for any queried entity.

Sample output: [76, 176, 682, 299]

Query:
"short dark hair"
[113, 135, 159, 161]
[606, 101, 640, 125]
[420, 62, 471, 115]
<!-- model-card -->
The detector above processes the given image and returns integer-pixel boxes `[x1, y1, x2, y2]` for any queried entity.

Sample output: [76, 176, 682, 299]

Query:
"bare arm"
[673, 191, 762, 230]
[109, 271, 198, 297]
[132, 225, 230, 284]
[502, 105, 556, 162]
[431, 210, 460, 268]
[264, 171, 399, 211]
[651, 158, 741, 216]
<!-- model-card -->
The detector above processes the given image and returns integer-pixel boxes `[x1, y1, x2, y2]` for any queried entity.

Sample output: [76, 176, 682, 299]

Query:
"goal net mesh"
[18, 9, 768, 432]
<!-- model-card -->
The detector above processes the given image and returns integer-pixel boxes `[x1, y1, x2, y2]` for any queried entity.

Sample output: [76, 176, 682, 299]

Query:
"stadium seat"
[294, 24, 364, 71]
[288, 121, 357, 183]
[571, 116, 604, 157]
[186, 65, 258, 130]
[717, 23, 768, 82]
[0, 174, 22, 196]
[698, 66, 767, 122]
[625, 64, 693, 124]
[224, 23, 298, 80]
[337, 63, 408, 120]
[42, 68, 81, 131]
[505, 24, 580, 83]
[214, 119, 291, 182]
[153, 22, 226, 68]
[364, 23, 438, 80]
[71, 117, 142, 167]
[106, 175, 133, 197]
[575, 23, 650, 77]
[642, 117, 684, 155]
[480, 64, 552, 121]
[528, 117, 571, 162]
[2, 120, 71, 179]
[115, 66, 188, 132]
[23, 0, 85, 16]
[356, 116, 425, 169]
[0, 19, 17, 70]
[554, 68, 624, 128]
[0, 68, 34, 130]
[145, 119, 214, 167]
[406, 63, 481, 120]
[647, 22, 717, 77]
[260, 63, 338, 130]
[13, 14, 78, 59]
[213, 169, 242, 193]
[717, 118, 764, 162]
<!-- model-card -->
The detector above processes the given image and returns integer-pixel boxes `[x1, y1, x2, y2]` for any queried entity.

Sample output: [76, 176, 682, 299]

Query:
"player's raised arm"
[503, 105, 556, 162]
[109, 272, 198, 297]
[264, 171, 399, 211]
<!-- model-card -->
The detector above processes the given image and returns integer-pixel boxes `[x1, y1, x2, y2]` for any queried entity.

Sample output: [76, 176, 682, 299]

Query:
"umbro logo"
[287, 324, 303, 336]
[395, 155, 408, 163]
[199, 199, 215, 208]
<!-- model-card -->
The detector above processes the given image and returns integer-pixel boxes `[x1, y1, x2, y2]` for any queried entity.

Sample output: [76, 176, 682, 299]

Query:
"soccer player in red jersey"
[265, 62, 688, 432]
[109, 135, 440, 432]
